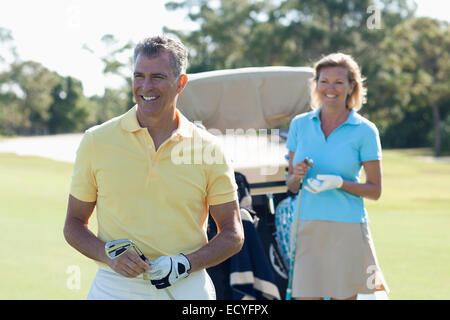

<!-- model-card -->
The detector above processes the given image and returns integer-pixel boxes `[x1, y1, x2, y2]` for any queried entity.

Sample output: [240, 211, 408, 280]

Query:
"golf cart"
[177, 66, 314, 299]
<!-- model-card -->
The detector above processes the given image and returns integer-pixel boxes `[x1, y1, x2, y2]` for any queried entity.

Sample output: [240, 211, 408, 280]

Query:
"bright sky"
[0, 0, 196, 97]
[0, 0, 448, 97]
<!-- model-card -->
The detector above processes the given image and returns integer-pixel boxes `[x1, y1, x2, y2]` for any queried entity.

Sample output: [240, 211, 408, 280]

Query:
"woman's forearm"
[340, 160, 382, 200]
[286, 173, 302, 193]
[340, 180, 382, 200]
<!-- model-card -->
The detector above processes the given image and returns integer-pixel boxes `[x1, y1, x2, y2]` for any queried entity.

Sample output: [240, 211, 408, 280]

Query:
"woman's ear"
[349, 80, 355, 96]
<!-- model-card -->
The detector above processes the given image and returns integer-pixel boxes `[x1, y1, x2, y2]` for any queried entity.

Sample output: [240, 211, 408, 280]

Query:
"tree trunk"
[432, 102, 441, 157]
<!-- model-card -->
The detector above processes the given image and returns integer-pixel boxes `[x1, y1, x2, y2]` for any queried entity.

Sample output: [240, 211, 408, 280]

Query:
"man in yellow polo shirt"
[63, 35, 244, 300]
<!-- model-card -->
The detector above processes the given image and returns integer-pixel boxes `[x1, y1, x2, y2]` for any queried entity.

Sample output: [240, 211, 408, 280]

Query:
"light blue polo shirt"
[286, 107, 382, 223]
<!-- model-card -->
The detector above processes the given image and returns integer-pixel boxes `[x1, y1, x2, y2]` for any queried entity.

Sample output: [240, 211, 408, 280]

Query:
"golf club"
[105, 239, 176, 300]
[105, 239, 146, 261]
[285, 157, 314, 300]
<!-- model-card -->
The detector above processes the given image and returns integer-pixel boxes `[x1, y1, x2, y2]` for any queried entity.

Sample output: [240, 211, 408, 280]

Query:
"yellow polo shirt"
[70, 105, 238, 261]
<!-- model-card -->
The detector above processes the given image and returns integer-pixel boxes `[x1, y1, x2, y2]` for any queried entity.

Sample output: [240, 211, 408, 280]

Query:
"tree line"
[0, 30, 132, 136]
[0, 0, 449, 155]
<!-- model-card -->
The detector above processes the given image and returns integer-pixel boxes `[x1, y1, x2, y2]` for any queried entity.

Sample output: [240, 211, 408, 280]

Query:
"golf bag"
[206, 172, 290, 299]
[251, 192, 291, 299]
[274, 194, 297, 269]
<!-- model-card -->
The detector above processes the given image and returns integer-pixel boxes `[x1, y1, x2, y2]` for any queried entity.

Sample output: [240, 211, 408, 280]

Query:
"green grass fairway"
[365, 149, 450, 299]
[0, 154, 98, 299]
[0, 149, 449, 299]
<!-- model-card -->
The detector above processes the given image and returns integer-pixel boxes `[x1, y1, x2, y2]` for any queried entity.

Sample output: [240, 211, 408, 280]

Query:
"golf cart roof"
[177, 66, 314, 195]
[178, 66, 313, 131]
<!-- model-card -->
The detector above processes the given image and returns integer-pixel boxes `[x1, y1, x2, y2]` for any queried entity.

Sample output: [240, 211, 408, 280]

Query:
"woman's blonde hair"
[310, 53, 367, 111]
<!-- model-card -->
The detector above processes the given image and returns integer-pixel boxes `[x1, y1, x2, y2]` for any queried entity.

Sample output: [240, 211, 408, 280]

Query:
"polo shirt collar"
[310, 107, 321, 121]
[310, 106, 362, 125]
[121, 105, 142, 132]
[174, 109, 194, 138]
[345, 109, 362, 125]
[121, 105, 193, 138]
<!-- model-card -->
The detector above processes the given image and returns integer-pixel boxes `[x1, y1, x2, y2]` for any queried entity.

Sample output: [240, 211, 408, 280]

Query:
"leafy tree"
[6, 60, 61, 134]
[378, 17, 450, 156]
[0, 84, 23, 135]
[1, 56, 90, 135]
[88, 88, 130, 125]
[0, 27, 20, 135]
[48, 76, 90, 133]
[0, 27, 18, 66]
[0, 29, 114, 135]
[83, 34, 135, 115]
[441, 110, 450, 155]
[163, 0, 450, 157]
[164, 0, 416, 71]
[165, 0, 287, 71]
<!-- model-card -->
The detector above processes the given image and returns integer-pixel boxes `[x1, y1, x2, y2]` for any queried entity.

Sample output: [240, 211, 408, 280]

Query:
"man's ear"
[177, 74, 188, 94]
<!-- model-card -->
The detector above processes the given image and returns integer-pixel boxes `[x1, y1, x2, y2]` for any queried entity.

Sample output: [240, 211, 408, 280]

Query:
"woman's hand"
[292, 160, 311, 182]
[287, 151, 314, 193]
[304, 174, 343, 193]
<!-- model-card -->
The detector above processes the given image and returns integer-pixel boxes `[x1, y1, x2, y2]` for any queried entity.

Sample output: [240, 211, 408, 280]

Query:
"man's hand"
[107, 251, 150, 278]
[304, 174, 343, 193]
[148, 254, 191, 289]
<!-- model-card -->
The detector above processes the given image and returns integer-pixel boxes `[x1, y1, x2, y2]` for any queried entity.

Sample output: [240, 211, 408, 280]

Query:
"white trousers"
[87, 266, 216, 300]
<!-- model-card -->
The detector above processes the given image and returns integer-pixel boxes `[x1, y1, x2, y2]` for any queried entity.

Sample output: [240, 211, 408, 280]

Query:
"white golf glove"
[148, 254, 191, 289]
[304, 174, 343, 194]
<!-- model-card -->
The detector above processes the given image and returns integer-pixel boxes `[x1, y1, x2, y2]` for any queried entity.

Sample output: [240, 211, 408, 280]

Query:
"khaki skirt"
[292, 220, 389, 299]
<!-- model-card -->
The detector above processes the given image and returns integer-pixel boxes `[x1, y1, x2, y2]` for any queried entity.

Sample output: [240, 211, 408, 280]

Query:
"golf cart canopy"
[177, 66, 314, 195]
[178, 66, 313, 132]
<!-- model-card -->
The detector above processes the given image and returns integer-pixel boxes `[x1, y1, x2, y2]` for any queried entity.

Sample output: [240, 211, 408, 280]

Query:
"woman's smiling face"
[317, 66, 354, 109]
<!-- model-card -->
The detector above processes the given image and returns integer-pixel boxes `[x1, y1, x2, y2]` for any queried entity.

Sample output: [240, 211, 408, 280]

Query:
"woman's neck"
[320, 105, 350, 126]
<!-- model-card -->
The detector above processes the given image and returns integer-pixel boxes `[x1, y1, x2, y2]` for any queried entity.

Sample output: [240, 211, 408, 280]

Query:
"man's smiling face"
[133, 51, 185, 120]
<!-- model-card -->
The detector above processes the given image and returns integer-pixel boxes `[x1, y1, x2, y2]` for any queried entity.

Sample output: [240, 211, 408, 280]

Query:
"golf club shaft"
[164, 288, 175, 300]
[285, 189, 301, 300]
[132, 247, 147, 262]
[286, 158, 313, 300]
[106, 239, 176, 300]
[134, 247, 175, 300]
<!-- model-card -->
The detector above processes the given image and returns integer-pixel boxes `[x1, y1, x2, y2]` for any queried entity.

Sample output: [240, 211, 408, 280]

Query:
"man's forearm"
[64, 217, 108, 264]
[186, 225, 244, 274]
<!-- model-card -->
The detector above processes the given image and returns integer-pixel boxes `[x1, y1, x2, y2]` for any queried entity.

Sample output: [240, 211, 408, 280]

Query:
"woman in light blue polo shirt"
[286, 53, 389, 300]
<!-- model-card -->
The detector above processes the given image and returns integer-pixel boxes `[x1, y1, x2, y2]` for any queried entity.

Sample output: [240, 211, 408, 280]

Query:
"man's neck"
[137, 107, 179, 149]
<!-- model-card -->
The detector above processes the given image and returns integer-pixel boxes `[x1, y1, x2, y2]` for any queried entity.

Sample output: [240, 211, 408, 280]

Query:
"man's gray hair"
[133, 35, 188, 77]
